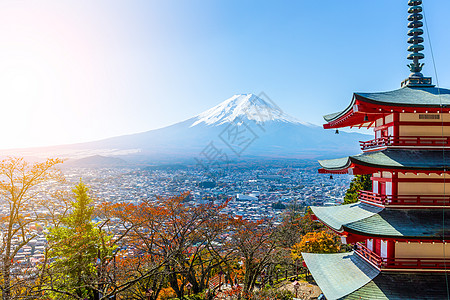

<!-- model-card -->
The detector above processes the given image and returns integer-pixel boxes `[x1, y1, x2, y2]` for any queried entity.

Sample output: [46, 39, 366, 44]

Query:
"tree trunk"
[3, 221, 13, 300]
[168, 271, 182, 299]
[2, 259, 11, 300]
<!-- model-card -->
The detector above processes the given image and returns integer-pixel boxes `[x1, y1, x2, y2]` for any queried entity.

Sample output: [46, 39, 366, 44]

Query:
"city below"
[7, 160, 351, 266]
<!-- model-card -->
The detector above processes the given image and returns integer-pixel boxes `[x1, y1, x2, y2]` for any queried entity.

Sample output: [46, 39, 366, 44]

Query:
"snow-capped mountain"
[4, 94, 371, 164]
[191, 94, 308, 127]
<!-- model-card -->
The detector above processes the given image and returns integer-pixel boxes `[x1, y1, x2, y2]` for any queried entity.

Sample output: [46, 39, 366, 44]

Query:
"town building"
[303, 1, 450, 299]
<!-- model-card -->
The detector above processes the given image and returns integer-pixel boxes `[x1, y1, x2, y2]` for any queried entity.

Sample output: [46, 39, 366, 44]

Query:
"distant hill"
[62, 155, 129, 168]
[0, 94, 371, 164]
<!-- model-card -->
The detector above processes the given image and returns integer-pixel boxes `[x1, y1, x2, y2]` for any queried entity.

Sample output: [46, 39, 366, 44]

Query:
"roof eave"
[322, 95, 357, 127]
[323, 91, 450, 129]
[310, 206, 345, 232]
[342, 225, 447, 240]
[354, 92, 450, 109]
[302, 252, 380, 300]
[349, 156, 450, 173]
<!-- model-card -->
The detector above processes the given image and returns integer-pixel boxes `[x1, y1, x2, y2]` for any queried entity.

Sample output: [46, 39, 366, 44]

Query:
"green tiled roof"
[311, 203, 383, 231]
[353, 149, 450, 170]
[311, 203, 450, 239]
[302, 252, 380, 300]
[318, 157, 352, 171]
[341, 272, 450, 299]
[324, 110, 351, 122]
[304, 251, 449, 299]
[356, 86, 450, 107]
[319, 149, 450, 171]
[323, 86, 450, 123]
[345, 209, 450, 239]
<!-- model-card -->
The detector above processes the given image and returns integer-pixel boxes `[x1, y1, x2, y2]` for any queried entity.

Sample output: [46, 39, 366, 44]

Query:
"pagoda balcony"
[354, 242, 383, 268]
[358, 190, 450, 206]
[355, 243, 448, 271]
[360, 136, 450, 151]
[358, 190, 387, 205]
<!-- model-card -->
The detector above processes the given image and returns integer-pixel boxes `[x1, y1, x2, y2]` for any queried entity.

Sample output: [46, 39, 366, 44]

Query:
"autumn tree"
[176, 207, 234, 298]
[0, 157, 63, 300]
[228, 217, 278, 297]
[159, 196, 234, 298]
[44, 180, 115, 300]
[106, 194, 233, 300]
[100, 200, 172, 300]
[43, 192, 172, 300]
[275, 208, 323, 249]
[291, 230, 340, 261]
[258, 209, 321, 285]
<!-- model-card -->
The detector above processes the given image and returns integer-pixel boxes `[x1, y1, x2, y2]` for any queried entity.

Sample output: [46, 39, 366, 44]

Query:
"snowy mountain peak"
[191, 94, 310, 127]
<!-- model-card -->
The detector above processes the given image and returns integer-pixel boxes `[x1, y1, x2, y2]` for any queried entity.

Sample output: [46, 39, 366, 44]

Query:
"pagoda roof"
[303, 251, 449, 300]
[356, 86, 450, 108]
[323, 86, 450, 129]
[311, 203, 450, 239]
[318, 149, 450, 174]
[311, 203, 383, 232]
[302, 251, 380, 300]
[341, 272, 450, 300]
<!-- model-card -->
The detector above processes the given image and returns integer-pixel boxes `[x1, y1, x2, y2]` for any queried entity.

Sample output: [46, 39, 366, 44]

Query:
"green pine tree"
[45, 180, 114, 300]
[343, 174, 372, 204]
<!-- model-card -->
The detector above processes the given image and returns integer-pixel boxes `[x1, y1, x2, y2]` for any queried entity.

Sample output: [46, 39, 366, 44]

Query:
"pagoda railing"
[355, 243, 449, 270]
[383, 257, 449, 270]
[389, 195, 450, 206]
[360, 136, 450, 150]
[358, 190, 387, 205]
[358, 190, 450, 206]
[354, 243, 383, 268]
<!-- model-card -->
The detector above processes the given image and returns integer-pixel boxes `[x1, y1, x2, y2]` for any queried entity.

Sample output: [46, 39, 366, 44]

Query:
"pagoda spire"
[401, 0, 433, 87]
[407, 0, 424, 77]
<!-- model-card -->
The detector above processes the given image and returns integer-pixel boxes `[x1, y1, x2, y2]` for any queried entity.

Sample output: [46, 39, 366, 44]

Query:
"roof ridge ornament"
[401, 0, 434, 87]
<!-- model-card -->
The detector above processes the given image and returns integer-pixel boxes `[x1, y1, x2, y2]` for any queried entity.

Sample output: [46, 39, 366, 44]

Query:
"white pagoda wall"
[371, 172, 392, 196]
[374, 115, 394, 138]
[380, 240, 388, 258]
[367, 239, 373, 251]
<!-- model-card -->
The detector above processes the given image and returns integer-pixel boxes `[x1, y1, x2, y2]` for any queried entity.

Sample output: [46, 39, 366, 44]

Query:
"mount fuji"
[6, 94, 371, 165]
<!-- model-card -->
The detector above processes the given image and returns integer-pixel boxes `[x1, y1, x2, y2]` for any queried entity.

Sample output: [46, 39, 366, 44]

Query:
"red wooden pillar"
[373, 239, 381, 255]
[380, 182, 386, 196]
[393, 112, 399, 138]
[387, 240, 395, 266]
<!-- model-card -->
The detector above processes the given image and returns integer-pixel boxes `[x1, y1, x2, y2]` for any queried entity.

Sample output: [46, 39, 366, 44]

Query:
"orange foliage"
[291, 230, 340, 260]
[99, 193, 233, 299]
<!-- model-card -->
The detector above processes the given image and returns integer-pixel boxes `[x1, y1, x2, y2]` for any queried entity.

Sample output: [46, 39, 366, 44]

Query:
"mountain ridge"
[191, 93, 310, 127]
[0, 94, 370, 164]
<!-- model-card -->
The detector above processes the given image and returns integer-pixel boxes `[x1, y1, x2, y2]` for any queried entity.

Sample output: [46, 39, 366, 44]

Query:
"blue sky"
[0, 0, 449, 148]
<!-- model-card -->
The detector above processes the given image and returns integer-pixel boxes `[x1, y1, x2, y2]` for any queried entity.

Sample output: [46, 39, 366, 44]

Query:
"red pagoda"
[302, 1, 450, 299]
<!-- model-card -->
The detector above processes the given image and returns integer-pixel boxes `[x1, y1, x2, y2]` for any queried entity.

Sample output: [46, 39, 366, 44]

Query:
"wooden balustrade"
[360, 136, 450, 150]
[355, 243, 449, 270]
[389, 195, 450, 206]
[383, 257, 449, 269]
[358, 190, 387, 205]
[358, 190, 450, 206]
[354, 243, 383, 268]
